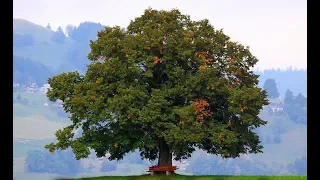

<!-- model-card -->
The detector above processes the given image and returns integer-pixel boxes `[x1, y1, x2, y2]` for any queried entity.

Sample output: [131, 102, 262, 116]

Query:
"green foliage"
[263, 79, 279, 99]
[45, 8, 268, 163]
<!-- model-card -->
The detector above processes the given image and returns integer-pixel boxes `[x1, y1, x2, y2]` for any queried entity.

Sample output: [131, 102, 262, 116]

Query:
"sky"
[13, 0, 307, 70]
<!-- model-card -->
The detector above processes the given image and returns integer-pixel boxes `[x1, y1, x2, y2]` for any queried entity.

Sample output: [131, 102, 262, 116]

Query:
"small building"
[269, 103, 284, 112]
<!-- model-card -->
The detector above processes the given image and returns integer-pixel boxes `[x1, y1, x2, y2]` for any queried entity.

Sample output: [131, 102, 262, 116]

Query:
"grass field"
[248, 111, 307, 164]
[13, 115, 67, 139]
[14, 172, 67, 180]
[13, 93, 70, 139]
[56, 175, 306, 180]
[13, 92, 70, 122]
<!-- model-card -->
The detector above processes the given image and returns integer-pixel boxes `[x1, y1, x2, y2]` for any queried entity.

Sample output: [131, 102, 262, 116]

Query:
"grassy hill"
[13, 18, 75, 70]
[13, 43, 72, 69]
[13, 18, 55, 43]
[13, 115, 67, 139]
[13, 92, 70, 122]
[14, 172, 66, 180]
[13, 92, 70, 157]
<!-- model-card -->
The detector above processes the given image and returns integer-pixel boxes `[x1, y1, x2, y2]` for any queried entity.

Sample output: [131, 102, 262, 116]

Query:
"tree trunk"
[158, 137, 172, 166]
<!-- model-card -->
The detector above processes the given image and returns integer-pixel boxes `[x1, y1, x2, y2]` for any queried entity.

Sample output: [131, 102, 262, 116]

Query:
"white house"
[269, 103, 284, 112]
[40, 84, 51, 94]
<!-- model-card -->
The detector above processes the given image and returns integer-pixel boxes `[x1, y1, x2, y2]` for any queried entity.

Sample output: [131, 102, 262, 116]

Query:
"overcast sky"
[13, 0, 306, 70]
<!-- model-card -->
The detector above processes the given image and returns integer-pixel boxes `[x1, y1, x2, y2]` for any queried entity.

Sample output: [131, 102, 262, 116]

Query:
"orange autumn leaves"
[153, 56, 163, 65]
[151, 45, 167, 65]
[179, 98, 212, 125]
[192, 98, 212, 124]
[194, 51, 214, 63]
[195, 51, 214, 70]
[148, 50, 238, 70]
[191, 98, 223, 145]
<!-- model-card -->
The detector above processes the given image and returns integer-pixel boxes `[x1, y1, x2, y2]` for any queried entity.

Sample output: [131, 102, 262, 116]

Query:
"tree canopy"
[284, 89, 307, 124]
[45, 8, 268, 166]
[263, 78, 280, 99]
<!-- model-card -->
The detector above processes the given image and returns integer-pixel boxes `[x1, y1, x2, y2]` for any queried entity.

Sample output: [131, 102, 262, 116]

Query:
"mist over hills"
[13, 18, 306, 96]
[13, 18, 307, 179]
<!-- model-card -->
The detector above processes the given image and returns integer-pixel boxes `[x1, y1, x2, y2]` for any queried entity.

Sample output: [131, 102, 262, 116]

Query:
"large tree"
[263, 78, 280, 99]
[45, 8, 268, 168]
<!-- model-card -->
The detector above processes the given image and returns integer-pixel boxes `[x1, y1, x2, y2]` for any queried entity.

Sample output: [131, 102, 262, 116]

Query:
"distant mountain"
[13, 18, 56, 43]
[13, 19, 106, 74]
[13, 18, 307, 96]
[13, 55, 54, 85]
[13, 18, 76, 71]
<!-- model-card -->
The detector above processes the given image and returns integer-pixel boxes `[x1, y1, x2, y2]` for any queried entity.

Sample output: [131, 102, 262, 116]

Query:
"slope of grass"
[250, 112, 307, 164]
[13, 18, 74, 44]
[13, 102, 69, 123]
[251, 126, 307, 164]
[14, 172, 68, 180]
[13, 115, 67, 139]
[57, 175, 306, 180]
[13, 92, 69, 122]
[13, 18, 55, 43]
[13, 43, 72, 69]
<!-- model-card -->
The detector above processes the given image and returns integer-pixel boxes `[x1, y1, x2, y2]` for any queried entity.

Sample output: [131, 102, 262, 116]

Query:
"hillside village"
[13, 81, 287, 115]
[266, 99, 284, 113]
[13, 82, 50, 94]
[13, 82, 65, 108]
